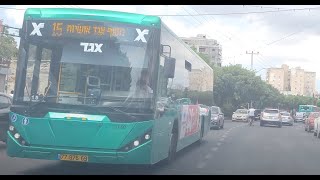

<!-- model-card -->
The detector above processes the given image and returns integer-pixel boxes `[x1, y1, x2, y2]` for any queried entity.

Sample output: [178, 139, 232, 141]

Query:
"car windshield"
[236, 109, 247, 114]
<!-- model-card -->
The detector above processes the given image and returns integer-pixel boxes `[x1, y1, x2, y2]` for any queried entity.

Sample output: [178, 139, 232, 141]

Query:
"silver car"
[260, 109, 282, 128]
[280, 112, 293, 126]
[0, 93, 13, 142]
[210, 106, 224, 129]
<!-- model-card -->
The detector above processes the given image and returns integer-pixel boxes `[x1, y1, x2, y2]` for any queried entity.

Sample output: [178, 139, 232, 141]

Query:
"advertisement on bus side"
[179, 105, 200, 139]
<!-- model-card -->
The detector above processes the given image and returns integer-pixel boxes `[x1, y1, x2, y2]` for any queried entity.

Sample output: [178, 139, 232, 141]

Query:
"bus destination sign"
[25, 20, 150, 43]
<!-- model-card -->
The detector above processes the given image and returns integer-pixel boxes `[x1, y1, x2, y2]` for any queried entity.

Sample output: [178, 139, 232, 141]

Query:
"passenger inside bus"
[135, 69, 153, 98]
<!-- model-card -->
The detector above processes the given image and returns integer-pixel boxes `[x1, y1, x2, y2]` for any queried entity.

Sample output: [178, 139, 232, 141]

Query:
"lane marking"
[211, 147, 218, 151]
[196, 162, 207, 169]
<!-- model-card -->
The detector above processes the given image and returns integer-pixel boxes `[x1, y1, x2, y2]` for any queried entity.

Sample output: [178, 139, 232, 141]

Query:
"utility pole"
[246, 51, 259, 70]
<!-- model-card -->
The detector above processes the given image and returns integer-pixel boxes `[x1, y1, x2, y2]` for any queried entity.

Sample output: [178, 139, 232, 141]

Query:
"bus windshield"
[15, 20, 160, 109]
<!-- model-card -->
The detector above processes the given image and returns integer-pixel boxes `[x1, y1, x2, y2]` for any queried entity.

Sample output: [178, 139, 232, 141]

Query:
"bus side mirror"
[164, 57, 176, 79]
[161, 45, 171, 57]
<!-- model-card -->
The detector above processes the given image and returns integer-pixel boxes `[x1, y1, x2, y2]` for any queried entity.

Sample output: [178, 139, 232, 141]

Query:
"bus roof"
[24, 8, 161, 28]
[299, 105, 316, 107]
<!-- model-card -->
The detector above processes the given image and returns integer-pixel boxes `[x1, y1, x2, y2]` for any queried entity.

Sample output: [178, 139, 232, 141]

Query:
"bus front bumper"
[6, 132, 152, 165]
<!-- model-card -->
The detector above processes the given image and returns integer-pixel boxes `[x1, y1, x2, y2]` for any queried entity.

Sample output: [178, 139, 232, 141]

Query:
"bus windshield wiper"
[27, 95, 74, 111]
[91, 104, 138, 120]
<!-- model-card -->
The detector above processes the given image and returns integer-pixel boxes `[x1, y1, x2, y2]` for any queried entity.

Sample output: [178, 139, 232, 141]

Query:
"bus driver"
[135, 69, 153, 98]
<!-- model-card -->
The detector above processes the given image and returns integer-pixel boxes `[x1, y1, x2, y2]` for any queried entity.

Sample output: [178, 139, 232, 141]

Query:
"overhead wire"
[257, 54, 278, 68]
[153, 6, 320, 16]
[191, 6, 254, 67]
[190, 6, 277, 70]
[244, 5, 290, 10]
[1, 5, 320, 16]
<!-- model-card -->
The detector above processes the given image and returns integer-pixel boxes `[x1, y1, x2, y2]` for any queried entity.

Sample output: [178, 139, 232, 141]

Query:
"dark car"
[210, 106, 224, 129]
[0, 93, 12, 142]
[254, 109, 261, 121]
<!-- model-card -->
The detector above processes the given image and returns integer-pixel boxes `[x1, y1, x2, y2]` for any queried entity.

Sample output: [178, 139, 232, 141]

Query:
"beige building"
[304, 71, 317, 96]
[266, 64, 316, 97]
[181, 34, 222, 67]
[188, 67, 214, 92]
[266, 65, 287, 92]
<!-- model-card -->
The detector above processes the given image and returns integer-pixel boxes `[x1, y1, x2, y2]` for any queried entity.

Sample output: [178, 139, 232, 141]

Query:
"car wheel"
[220, 120, 224, 129]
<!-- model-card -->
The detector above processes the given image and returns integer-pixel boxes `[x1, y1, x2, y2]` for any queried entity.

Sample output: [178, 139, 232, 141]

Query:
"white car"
[295, 112, 305, 122]
[280, 112, 293, 126]
[260, 109, 282, 128]
[232, 109, 249, 122]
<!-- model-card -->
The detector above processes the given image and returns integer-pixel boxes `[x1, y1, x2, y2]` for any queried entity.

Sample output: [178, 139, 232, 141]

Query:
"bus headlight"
[119, 129, 152, 152]
[144, 134, 150, 140]
[8, 124, 28, 146]
[14, 133, 20, 139]
[133, 140, 140, 147]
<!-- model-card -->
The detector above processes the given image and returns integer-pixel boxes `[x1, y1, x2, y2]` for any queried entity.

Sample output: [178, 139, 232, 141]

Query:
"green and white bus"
[298, 105, 320, 113]
[7, 8, 214, 165]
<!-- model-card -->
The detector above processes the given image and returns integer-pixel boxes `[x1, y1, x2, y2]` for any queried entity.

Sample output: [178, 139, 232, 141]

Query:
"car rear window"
[211, 107, 219, 114]
[281, 112, 290, 116]
[264, 110, 279, 114]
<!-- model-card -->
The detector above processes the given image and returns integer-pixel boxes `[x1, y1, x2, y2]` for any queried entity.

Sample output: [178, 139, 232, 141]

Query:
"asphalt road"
[0, 120, 319, 175]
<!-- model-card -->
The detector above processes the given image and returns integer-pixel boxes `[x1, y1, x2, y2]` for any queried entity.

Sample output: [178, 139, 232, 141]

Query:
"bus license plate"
[59, 154, 88, 162]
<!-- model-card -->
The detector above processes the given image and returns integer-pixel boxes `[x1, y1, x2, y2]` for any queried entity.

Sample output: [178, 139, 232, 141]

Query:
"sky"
[2, 5, 320, 91]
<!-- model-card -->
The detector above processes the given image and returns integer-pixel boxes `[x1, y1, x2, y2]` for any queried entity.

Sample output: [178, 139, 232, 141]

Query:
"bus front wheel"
[166, 130, 178, 163]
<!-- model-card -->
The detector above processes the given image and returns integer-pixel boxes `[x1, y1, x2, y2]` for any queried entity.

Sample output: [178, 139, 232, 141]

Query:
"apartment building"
[181, 34, 222, 67]
[266, 64, 316, 96]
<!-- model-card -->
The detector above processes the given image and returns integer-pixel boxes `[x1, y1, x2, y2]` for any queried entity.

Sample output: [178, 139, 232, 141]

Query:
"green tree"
[0, 24, 18, 61]
[212, 64, 315, 117]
